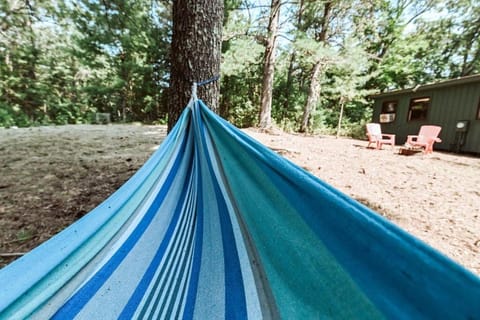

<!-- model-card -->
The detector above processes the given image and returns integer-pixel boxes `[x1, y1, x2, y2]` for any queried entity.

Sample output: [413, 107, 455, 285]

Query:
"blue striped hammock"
[1, 98, 479, 319]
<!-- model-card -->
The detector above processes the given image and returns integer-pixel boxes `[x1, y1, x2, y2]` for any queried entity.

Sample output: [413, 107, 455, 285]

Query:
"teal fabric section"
[200, 100, 480, 319]
[203, 113, 383, 319]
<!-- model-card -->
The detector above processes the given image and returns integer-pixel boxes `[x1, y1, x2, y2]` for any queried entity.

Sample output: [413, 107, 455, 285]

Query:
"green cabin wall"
[372, 80, 480, 153]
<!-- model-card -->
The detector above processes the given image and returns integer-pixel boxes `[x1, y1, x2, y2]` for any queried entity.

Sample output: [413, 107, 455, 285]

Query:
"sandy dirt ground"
[0, 124, 166, 267]
[0, 124, 479, 277]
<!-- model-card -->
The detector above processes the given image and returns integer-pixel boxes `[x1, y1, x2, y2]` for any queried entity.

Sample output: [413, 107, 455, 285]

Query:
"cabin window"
[408, 97, 430, 121]
[379, 100, 397, 123]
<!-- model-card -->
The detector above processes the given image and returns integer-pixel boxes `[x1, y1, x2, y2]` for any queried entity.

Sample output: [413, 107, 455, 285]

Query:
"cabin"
[372, 74, 480, 153]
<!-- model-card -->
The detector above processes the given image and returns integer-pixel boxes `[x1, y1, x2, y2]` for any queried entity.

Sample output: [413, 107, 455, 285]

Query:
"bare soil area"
[0, 124, 166, 267]
[1, 124, 479, 276]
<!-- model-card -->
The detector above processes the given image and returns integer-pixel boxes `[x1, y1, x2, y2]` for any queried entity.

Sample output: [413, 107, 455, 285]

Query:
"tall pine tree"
[168, 0, 224, 131]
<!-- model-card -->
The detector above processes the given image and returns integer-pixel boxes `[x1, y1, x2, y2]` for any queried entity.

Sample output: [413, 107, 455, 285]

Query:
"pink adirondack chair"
[406, 125, 442, 154]
[366, 123, 395, 150]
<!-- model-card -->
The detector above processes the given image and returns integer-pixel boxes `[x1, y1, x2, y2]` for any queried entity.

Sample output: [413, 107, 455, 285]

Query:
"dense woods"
[1, 0, 479, 135]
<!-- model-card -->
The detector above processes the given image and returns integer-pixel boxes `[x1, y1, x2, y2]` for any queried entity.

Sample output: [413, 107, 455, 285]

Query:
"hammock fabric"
[1, 98, 479, 319]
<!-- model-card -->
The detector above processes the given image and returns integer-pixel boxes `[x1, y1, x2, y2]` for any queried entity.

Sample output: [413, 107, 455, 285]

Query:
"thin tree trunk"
[281, 53, 295, 130]
[299, 61, 322, 133]
[120, 53, 128, 122]
[282, 0, 304, 125]
[5, 52, 13, 72]
[23, 0, 39, 121]
[299, 1, 332, 133]
[259, 0, 281, 129]
[168, 0, 224, 131]
[336, 98, 345, 138]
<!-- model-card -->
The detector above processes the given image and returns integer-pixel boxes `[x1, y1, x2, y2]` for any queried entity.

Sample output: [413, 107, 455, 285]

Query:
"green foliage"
[220, 70, 262, 128]
[220, 4, 264, 127]
[0, 0, 170, 127]
[0, 0, 479, 133]
[222, 39, 264, 76]
[410, 0, 480, 78]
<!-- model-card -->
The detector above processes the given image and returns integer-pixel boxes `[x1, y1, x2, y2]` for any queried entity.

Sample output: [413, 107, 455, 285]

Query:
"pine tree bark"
[168, 0, 224, 131]
[299, 61, 322, 132]
[336, 97, 345, 138]
[259, 0, 281, 129]
[22, 0, 40, 122]
[299, 2, 332, 133]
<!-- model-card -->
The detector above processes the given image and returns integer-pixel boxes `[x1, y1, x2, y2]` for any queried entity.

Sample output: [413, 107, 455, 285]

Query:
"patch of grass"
[16, 229, 33, 242]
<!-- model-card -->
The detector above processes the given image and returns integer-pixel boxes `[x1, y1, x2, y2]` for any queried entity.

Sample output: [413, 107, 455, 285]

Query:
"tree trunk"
[168, 0, 224, 131]
[282, 0, 304, 127]
[120, 53, 128, 122]
[258, 0, 281, 129]
[299, 1, 332, 133]
[336, 98, 345, 138]
[299, 61, 322, 133]
[24, 0, 40, 122]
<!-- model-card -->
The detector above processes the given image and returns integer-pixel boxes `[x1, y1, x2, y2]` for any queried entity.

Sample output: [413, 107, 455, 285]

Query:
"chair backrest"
[418, 125, 441, 143]
[366, 123, 382, 136]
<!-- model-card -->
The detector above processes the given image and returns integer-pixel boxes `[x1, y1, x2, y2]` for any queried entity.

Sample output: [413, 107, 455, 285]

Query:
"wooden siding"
[373, 80, 480, 153]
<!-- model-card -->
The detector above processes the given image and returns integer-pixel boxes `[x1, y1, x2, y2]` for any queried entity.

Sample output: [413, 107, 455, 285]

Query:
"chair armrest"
[425, 137, 442, 144]
[382, 134, 395, 139]
[406, 135, 418, 144]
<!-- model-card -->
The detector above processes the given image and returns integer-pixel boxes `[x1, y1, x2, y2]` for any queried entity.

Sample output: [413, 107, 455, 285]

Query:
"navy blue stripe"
[196, 75, 220, 87]
[181, 186, 202, 319]
[182, 103, 205, 319]
[51, 134, 190, 319]
[171, 224, 197, 319]
[135, 172, 196, 318]
[197, 111, 247, 319]
[213, 175, 248, 319]
[158, 207, 196, 318]
[119, 160, 194, 319]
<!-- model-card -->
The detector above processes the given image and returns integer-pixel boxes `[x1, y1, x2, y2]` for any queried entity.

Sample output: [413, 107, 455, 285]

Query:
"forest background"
[1, 0, 479, 136]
